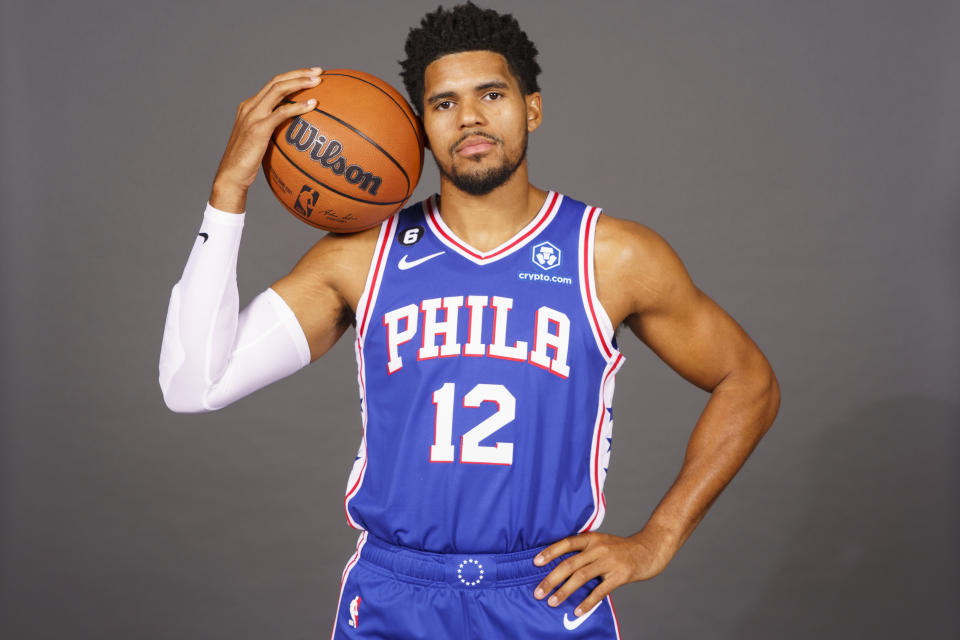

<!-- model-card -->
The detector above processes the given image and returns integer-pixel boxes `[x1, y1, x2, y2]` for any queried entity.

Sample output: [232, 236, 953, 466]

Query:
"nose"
[458, 97, 486, 128]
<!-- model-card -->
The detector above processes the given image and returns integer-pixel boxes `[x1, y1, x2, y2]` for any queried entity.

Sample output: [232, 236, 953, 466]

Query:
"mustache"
[450, 131, 501, 154]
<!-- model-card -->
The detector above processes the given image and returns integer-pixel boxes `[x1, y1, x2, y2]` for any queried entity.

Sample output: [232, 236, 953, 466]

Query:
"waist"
[359, 535, 566, 589]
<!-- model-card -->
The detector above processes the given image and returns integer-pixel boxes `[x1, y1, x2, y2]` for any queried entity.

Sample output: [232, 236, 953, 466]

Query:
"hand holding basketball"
[210, 68, 325, 213]
[261, 69, 424, 232]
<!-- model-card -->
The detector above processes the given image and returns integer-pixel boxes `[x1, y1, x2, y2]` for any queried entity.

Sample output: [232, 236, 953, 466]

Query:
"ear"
[525, 92, 543, 133]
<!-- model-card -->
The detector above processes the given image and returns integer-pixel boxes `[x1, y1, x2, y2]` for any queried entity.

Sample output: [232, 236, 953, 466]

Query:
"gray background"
[1, 0, 957, 638]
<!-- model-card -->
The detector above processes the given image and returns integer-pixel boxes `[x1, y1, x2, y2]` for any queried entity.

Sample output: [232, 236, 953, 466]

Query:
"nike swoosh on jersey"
[198, 232, 209, 243]
[398, 251, 445, 270]
[562, 601, 603, 630]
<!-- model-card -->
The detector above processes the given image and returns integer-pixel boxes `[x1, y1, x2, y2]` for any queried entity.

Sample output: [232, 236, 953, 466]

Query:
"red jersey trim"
[578, 206, 620, 362]
[424, 191, 561, 265]
[356, 214, 398, 340]
[581, 353, 623, 532]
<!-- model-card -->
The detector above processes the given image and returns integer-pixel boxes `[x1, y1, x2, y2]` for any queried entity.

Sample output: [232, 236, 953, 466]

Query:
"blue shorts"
[331, 532, 622, 639]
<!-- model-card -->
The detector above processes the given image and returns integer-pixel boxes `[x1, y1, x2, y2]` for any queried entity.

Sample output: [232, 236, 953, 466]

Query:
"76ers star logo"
[348, 595, 361, 628]
[532, 241, 561, 271]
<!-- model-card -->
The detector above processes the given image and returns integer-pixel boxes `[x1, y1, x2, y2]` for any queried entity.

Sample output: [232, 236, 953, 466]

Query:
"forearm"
[158, 204, 310, 412]
[637, 361, 780, 557]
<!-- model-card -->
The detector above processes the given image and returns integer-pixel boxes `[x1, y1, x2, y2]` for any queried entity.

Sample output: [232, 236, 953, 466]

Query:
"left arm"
[533, 214, 781, 615]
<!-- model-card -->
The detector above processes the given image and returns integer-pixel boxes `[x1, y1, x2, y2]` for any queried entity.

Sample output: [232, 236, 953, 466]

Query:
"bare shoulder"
[594, 213, 695, 328]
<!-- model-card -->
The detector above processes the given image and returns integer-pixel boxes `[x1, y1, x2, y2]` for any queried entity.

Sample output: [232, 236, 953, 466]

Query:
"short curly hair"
[400, 2, 541, 115]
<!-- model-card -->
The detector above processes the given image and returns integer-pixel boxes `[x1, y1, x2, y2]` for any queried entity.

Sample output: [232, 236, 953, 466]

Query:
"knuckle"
[265, 79, 285, 95]
[248, 120, 270, 135]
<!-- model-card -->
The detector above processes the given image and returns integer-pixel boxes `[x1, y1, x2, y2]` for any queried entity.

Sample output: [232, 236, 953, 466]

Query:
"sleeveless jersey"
[344, 191, 624, 553]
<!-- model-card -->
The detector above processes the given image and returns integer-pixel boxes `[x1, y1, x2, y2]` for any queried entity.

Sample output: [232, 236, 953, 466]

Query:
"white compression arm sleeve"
[159, 203, 311, 413]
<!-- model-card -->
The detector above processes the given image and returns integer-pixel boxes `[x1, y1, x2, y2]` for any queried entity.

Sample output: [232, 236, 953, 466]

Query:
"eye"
[484, 92, 503, 101]
[435, 100, 454, 111]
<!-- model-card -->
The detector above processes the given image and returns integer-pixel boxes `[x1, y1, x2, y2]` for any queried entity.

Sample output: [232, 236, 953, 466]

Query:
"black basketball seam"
[266, 137, 409, 206]
[321, 71, 424, 179]
[315, 107, 412, 195]
[280, 100, 412, 197]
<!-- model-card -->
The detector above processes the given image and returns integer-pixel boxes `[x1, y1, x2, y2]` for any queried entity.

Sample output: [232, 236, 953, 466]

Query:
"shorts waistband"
[359, 536, 561, 589]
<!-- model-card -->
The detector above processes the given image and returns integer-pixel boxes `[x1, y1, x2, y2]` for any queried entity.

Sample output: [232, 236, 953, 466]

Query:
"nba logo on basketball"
[294, 185, 319, 217]
[348, 595, 361, 628]
[532, 241, 561, 270]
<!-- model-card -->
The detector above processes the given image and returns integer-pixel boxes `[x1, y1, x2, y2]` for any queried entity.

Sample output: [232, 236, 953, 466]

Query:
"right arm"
[159, 68, 375, 412]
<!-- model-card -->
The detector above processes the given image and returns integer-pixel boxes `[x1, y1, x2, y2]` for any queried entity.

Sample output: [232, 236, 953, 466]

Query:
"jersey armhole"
[354, 213, 398, 344]
[578, 206, 623, 364]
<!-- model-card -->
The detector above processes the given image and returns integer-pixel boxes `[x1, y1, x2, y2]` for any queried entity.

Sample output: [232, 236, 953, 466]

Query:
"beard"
[435, 131, 528, 196]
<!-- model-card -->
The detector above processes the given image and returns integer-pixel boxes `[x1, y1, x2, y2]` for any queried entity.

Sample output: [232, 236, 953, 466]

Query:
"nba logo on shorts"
[532, 241, 561, 270]
[348, 595, 361, 628]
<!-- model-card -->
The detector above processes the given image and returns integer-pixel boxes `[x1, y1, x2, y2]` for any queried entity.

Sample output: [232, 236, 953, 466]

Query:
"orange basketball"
[262, 69, 424, 232]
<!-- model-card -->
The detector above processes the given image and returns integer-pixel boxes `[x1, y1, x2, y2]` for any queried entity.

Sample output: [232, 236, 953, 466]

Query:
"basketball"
[262, 69, 424, 232]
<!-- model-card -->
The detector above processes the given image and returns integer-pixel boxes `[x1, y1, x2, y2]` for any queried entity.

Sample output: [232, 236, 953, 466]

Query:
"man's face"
[421, 50, 542, 196]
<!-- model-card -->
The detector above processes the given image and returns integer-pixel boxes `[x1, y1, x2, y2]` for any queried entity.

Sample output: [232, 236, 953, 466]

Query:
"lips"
[453, 134, 498, 157]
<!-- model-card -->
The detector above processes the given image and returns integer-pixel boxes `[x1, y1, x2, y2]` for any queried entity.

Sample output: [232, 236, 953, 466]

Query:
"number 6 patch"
[398, 226, 424, 246]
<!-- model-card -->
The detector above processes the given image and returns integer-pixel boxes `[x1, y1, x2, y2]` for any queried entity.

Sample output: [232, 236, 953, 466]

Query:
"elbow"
[725, 352, 780, 435]
[759, 364, 781, 433]
[162, 389, 208, 414]
[159, 376, 214, 414]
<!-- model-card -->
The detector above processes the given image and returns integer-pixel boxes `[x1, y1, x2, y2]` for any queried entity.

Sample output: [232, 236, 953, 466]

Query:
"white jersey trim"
[608, 595, 623, 639]
[345, 214, 397, 529]
[580, 352, 624, 533]
[576, 202, 625, 532]
[578, 206, 621, 363]
[355, 214, 398, 342]
[424, 191, 562, 265]
[329, 530, 368, 640]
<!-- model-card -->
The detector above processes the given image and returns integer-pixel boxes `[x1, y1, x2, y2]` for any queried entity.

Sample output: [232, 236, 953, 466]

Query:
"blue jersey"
[343, 191, 624, 553]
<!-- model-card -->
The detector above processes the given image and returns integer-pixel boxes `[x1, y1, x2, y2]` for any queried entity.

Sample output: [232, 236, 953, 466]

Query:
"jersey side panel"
[344, 213, 398, 529]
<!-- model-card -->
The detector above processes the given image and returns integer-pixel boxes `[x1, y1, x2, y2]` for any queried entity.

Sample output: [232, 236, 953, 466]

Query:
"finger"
[250, 67, 322, 106]
[263, 97, 318, 128]
[249, 74, 322, 118]
[544, 562, 602, 607]
[572, 579, 617, 618]
[533, 534, 590, 567]
[533, 548, 596, 601]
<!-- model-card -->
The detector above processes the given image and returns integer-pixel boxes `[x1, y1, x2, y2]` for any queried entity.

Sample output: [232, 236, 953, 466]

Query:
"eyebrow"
[426, 80, 511, 104]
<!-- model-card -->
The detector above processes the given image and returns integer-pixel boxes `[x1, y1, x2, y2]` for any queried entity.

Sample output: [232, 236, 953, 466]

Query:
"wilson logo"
[285, 117, 382, 195]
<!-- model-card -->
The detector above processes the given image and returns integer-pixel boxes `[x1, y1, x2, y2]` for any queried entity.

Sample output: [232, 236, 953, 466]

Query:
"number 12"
[430, 382, 516, 465]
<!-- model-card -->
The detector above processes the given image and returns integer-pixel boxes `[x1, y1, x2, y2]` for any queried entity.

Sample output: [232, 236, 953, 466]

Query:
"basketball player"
[160, 4, 780, 637]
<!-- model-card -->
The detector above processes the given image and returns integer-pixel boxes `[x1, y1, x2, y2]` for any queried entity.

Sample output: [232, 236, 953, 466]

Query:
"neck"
[436, 163, 548, 252]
